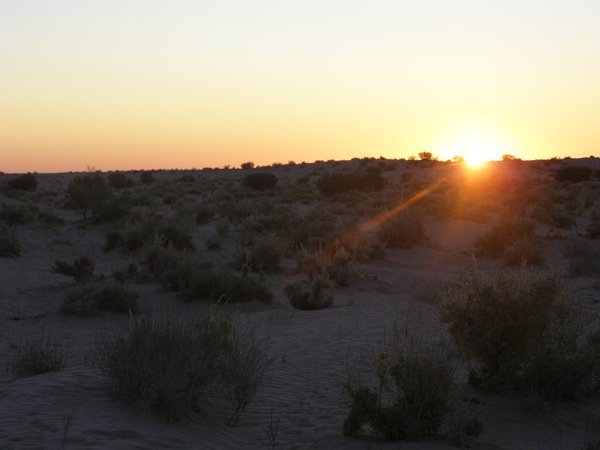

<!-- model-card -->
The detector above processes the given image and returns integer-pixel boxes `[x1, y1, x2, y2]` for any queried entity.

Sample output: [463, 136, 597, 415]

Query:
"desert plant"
[316, 171, 385, 195]
[108, 172, 135, 189]
[343, 336, 480, 442]
[0, 203, 39, 225]
[296, 246, 356, 286]
[441, 268, 600, 400]
[0, 223, 21, 257]
[377, 213, 426, 249]
[92, 310, 269, 422]
[502, 237, 544, 266]
[234, 234, 287, 274]
[240, 161, 255, 169]
[10, 336, 65, 376]
[564, 240, 600, 277]
[242, 173, 278, 191]
[140, 171, 155, 184]
[7, 173, 38, 191]
[475, 219, 535, 258]
[285, 273, 333, 310]
[52, 256, 95, 282]
[66, 173, 110, 220]
[555, 166, 593, 183]
[93, 285, 139, 314]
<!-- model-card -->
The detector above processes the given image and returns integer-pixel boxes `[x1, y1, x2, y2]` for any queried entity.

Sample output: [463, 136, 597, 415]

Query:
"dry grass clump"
[234, 234, 287, 274]
[296, 246, 357, 287]
[10, 336, 65, 376]
[502, 237, 545, 267]
[61, 284, 139, 316]
[0, 223, 21, 257]
[93, 310, 270, 423]
[441, 268, 600, 401]
[285, 273, 333, 310]
[52, 256, 95, 282]
[475, 218, 536, 258]
[377, 212, 426, 249]
[343, 334, 481, 443]
[7, 173, 38, 191]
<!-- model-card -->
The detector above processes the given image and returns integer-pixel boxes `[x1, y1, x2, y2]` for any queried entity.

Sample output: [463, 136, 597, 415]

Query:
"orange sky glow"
[2, 1, 600, 173]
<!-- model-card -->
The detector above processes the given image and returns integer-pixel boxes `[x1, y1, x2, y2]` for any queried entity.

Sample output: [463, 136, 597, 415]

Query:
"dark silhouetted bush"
[285, 273, 333, 310]
[93, 311, 270, 422]
[93, 285, 139, 314]
[377, 213, 426, 248]
[7, 173, 38, 191]
[0, 203, 38, 226]
[10, 336, 65, 376]
[555, 166, 593, 183]
[344, 337, 481, 443]
[234, 235, 287, 274]
[67, 173, 110, 220]
[0, 224, 21, 257]
[108, 172, 135, 189]
[441, 269, 600, 401]
[475, 219, 535, 258]
[242, 173, 278, 191]
[241, 161, 255, 169]
[140, 171, 155, 184]
[316, 171, 385, 195]
[52, 256, 95, 282]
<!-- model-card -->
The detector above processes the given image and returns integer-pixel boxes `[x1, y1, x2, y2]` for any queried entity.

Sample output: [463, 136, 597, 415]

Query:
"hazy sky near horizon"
[1, 0, 600, 172]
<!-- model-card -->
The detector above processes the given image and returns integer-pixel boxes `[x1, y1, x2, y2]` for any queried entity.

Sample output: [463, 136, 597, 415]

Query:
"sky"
[1, 0, 600, 172]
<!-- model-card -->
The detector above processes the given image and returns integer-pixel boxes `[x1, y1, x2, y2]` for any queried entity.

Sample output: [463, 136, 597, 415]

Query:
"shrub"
[316, 171, 385, 195]
[475, 219, 535, 258]
[140, 171, 155, 184]
[0, 224, 21, 257]
[285, 273, 333, 310]
[10, 336, 65, 376]
[564, 240, 600, 277]
[441, 269, 600, 400]
[93, 285, 139, 314]
[555, 166, 593, 182]
[66, 173, 111, 220]
[61, 284, 138, 316]
[242, 173, 278, 191]
[52, 256, 95, 282]
[241, 161, 255, 169]
[108, 172, 135, 189]
[194, 203, 215, 224]
[7, 173, 38, 191]
[377, 213, 425, 248]
[0, 203, 39, 225]
[92, 311, 270, 422]
[343, 337, 480, 442]
[234, 235, 287, 274]
[502, 237, 544, 266]
[296, 246, 356, 287]
[184, 266, 272, 303]
[588, 210, 600, 239]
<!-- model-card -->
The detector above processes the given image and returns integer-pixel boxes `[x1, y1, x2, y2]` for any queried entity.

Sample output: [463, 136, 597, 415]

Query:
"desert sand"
[1, 158, 600, 449]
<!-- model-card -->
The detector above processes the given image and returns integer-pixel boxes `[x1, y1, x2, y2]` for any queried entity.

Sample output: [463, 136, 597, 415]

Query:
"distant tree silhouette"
[418, 152, 433, 161]
[241, 161, 255, 169]
[67, 173, 110, 220]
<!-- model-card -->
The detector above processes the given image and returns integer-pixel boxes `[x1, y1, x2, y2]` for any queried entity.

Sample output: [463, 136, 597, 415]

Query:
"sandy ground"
[1, 163, 600, 449]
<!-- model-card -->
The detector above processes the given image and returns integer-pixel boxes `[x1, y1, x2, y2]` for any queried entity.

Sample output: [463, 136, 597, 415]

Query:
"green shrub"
[108, 172, 135, 189]
[7, 173, 38, 191]
[285, 273, 333, 310]
[377, 213, 426, 249]
[10, 336, 65, 376]
[242, 173, 278, 191]
[475, 219, 535, 258]
[441, 269, 600, 400]
[92, 311, 270, 422]
[66, 173, 110, 220]
[343, 337, 480, 442]
[0, 224, 21, 257]
[52, 256, 95, 282]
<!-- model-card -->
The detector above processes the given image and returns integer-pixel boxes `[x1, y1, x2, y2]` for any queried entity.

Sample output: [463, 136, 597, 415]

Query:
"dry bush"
[108, 172, 135, 189]
[52, 256, 95, 282]
[10, 336, 65, 376]
[0, 203, 39, 225]
[475, 219, 535, 258]
[285, 273, 333, 310]
[234, 234, 287, 274]
[296, 246, 357, 287]
[93, 310, 270, 423]
[0, 223, 21, 257]
[242, 173, 278, 191]
[564, 240, 600, 277]
[7, 173, 38, 191]
[441, 268, 600, 401]
[61, 284, 139, 316]
[66, 173, 111, 220]
[377, 212, 426, 249]
[502, 237, 545, 266]
[343, 334, 481, 443]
